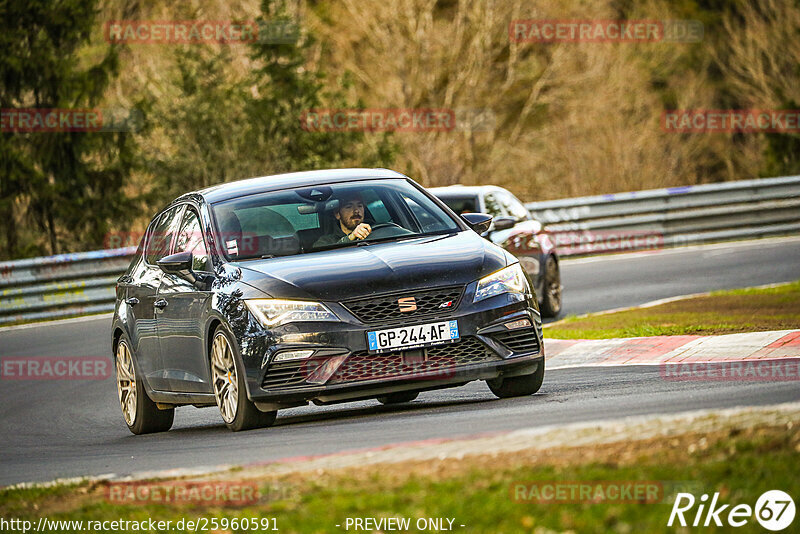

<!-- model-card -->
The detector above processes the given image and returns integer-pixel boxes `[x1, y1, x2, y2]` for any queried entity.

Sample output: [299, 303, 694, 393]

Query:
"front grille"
[492, 328, 540, 354]
[329, 336, 500, 384]
[342, 286, 463, 324]
[261, 360, 309, 390]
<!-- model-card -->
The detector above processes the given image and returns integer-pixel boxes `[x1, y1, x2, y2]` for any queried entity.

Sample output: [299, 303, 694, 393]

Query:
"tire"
[539, 256, 562, 318]
[210, 326, 277, 432]
[115, 336, 174, 435]
[377, 391, 419, 405]
[486, 359, 545, 398]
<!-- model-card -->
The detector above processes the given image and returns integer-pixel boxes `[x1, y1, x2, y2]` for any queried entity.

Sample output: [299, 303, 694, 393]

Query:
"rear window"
[211, 179, 461, 260]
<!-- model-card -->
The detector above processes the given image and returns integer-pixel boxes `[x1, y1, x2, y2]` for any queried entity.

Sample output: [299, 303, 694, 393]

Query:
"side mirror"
[157, 251, 199, 285]
[157, 251, 193, 274]
[492, 216, 517, 231]
[461, 212, 493, 234]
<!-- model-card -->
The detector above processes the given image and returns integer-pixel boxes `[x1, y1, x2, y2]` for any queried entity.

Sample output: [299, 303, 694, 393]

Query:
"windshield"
[211, 179, 462, 260]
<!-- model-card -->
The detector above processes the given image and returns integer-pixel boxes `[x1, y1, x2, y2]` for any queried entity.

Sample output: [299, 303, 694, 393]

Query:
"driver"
[314, 192, 372, 247]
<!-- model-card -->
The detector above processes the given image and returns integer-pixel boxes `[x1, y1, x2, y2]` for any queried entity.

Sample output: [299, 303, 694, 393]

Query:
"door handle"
[125, 297, 139, 306]
[154, 298, 168, 310]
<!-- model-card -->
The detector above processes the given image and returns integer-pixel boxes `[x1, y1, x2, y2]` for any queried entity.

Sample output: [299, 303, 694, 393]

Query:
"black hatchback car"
[112, 169, 545, 433]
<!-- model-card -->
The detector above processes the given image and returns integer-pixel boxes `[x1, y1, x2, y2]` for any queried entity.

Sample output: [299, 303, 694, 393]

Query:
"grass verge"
[545, 280, 800, 339]
[1, 421, 797, 533]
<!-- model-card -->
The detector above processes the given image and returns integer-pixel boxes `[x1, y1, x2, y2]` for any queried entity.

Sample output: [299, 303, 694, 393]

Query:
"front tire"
[211, 327, 276, 432]
[540, 256, 561, 318]
[486, 359, 545, 398]
[115, 336, 174, 435]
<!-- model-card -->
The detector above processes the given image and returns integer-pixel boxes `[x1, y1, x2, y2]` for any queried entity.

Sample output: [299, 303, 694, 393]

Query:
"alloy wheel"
[116, 340, 137, 426]
[211, 332, 239, 424]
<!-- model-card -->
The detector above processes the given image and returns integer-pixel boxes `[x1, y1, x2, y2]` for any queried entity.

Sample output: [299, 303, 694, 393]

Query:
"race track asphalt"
[1, 237, 798, 485]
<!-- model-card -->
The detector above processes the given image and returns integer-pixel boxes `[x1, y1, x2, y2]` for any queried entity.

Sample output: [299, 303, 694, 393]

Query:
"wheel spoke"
[211, 333, 239, 424]
[125, 360, 135, 379]
[225, 392, 236, 419]
[116, 341, 137, 426]
[213, 343, 223, 366]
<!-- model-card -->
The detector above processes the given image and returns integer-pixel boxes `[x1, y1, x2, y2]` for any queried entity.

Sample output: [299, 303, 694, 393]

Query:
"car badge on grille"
[438, 300, 454, 308]
[398, 297, 417, 312]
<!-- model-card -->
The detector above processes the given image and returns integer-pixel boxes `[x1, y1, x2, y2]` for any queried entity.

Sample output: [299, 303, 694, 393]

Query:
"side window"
[145, 206, 181, 265]
[266, 204, 319, 231]
[483, 193, 506, 218]
[237, 207, 297, 237]
[497, 191, 530, 221]
[440, 196, 478, 214]
[403, 196, 439, 232]
[174, 208, 211, 272]
[362, 189, 392, 224]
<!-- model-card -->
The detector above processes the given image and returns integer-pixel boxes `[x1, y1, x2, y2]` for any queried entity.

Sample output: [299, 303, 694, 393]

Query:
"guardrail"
[1, 175, 799, 326]
[0, 247, 135, 326]
[526, 175, 800, 256]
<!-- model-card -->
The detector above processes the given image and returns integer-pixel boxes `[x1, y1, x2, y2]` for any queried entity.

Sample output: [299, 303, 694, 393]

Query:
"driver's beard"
[340, 215, 362, 232]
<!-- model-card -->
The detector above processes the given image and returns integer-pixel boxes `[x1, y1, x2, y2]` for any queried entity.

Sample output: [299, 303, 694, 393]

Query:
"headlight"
[474, 263, 529, 303]
[245, 299, 339, 327]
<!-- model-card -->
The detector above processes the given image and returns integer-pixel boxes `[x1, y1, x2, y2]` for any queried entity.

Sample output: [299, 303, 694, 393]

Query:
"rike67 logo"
[668, 490, 795, 531]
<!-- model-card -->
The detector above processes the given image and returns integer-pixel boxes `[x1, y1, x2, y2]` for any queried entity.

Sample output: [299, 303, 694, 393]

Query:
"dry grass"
[4, 419, 798, 534]
[305, 0, 787, 199]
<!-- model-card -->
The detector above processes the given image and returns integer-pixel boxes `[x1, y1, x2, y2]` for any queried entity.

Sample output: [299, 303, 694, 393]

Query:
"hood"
[235, 231, 509, 302]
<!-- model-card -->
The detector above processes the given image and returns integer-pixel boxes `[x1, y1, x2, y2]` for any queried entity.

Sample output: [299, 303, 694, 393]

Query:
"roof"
[195, 168, 408, 203]
[427, 185, 504, 197]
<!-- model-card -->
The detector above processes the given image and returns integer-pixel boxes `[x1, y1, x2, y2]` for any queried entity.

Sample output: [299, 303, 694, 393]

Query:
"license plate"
[367, 320, 459, 354]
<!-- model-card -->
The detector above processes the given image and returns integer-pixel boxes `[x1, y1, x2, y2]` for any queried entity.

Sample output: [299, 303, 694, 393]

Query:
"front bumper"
[239, 289, 544, 409]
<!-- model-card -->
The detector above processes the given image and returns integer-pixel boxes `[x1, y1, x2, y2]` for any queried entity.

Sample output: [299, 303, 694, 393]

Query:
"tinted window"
[173, 208, 211, 271]
[145, 205, 181, 264]
[438, 195, 479, 214]
[266, 203, 319, 231]
[404, 196, 444, 232]
[211, 179, 461, 260]
[364, 189, 392, 224]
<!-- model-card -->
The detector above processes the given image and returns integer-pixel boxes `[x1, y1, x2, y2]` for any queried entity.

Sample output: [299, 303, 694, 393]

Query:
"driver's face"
[336, 199, 365, 231]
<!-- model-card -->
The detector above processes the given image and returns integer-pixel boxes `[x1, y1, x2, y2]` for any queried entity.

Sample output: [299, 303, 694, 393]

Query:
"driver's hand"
[348, 223, 372, 241]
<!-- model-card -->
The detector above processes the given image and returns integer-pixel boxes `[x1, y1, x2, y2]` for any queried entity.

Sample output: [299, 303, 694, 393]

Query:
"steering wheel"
[369, 222, 403, 231]
[365, 222, 413, 239]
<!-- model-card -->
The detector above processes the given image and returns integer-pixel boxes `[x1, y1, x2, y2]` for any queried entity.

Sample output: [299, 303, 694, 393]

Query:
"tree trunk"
[46, 205, 58, 255]
[0, 202, 17, 259]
